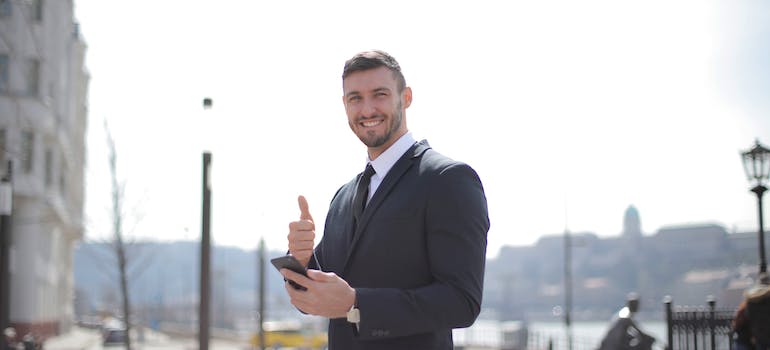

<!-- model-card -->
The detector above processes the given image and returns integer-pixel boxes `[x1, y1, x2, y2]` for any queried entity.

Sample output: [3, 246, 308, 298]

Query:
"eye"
[347, 95, 361, 103]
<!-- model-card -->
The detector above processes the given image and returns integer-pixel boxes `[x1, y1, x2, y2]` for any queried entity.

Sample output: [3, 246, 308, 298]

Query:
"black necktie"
[352, 164, 376, 228]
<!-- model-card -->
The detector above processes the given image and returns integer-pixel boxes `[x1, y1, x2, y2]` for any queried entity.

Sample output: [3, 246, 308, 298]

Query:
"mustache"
[357, 114, 386, 122]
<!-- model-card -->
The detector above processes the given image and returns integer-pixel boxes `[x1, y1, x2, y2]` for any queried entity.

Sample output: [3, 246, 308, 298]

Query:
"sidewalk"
[43, 326, 247, 350]
[44, 327, 101, 350]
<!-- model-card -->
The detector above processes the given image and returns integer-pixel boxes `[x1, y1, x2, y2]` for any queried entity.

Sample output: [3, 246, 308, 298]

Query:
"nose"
[360, 98, 377, 118]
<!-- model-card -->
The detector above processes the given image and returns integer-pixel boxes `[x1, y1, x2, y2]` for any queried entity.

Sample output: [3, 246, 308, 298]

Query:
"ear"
[402, 87, 413, 109]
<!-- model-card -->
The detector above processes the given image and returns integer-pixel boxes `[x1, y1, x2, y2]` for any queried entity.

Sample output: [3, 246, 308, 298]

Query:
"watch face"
[347, 308, 360, 323]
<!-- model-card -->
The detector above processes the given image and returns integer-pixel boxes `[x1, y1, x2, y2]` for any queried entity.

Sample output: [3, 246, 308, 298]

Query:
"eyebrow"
[345, 90, 361, 98]
[345, 86, 391, 98]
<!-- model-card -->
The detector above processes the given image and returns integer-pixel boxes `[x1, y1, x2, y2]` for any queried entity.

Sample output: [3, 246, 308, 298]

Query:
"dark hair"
[342, 50, 406, 92]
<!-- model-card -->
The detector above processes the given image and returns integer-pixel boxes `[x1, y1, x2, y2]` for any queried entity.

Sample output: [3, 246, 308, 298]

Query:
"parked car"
[250, 320, 327, 349]
[102, 327, 127, 346]
[101, 318, 128, 346]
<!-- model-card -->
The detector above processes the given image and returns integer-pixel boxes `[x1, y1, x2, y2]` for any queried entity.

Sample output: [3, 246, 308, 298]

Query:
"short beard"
[360, 101, 403, 148]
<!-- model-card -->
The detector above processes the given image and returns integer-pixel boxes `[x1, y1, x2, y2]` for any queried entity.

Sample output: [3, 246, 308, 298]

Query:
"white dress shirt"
[364, 132, 417, 203]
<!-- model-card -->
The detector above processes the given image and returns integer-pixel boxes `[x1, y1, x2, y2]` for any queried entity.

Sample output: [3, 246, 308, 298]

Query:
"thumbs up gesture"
[288, 195, 316, 267]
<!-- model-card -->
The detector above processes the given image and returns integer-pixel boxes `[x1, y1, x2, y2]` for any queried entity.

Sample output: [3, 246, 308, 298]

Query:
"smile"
[361, 119, 383, 127]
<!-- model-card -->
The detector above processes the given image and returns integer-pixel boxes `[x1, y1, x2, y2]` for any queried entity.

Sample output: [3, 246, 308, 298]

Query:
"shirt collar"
[366, 132, 416, 178]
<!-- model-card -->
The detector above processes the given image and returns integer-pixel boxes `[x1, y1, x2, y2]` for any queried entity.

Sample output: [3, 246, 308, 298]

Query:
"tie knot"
[352, 164, 376, 229]
[362, 163, 375, 179]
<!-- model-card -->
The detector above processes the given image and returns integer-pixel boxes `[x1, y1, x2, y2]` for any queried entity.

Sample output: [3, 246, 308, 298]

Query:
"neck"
[368, 129, 408, 160]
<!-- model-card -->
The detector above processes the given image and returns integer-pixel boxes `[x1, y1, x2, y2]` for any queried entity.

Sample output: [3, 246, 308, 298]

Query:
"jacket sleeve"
[354, 162, 490, 339]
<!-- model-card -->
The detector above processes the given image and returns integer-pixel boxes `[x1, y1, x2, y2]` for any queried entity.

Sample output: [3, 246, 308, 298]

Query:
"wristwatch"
[347, 304, 360, 324]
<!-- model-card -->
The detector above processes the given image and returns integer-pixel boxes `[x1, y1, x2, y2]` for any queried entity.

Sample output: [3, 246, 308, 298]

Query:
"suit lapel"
[343, 140, 432, 270]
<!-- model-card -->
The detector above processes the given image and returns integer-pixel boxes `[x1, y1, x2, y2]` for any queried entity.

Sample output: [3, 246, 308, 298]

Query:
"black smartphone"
[270, 255, 308, 291]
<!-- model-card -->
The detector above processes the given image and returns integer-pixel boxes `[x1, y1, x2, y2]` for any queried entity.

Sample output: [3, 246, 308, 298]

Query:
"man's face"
[343, 66, 411, 159]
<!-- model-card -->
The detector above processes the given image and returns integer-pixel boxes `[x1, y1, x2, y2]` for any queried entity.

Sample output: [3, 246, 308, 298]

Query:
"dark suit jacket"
[310, 140, 490, 350]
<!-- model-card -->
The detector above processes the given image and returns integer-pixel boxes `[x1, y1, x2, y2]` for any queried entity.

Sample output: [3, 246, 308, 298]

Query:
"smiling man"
[281, 50, 490, 349]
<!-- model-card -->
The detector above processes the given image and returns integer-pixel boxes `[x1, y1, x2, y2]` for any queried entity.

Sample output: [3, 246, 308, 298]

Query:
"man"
[281, 50, 490, 349]
[745, 280, 770, 350]
[3, 328, 16, 350]
[598, 293, 655, 350]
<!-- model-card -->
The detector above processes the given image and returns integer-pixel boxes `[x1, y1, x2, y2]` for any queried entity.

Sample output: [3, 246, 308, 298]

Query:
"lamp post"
[257, 237, 266, 350]
[741, 139, 770, 283]
[0, 160, 12, 332]
[564, 229, 573, 350]
[199, 97, 213, 350]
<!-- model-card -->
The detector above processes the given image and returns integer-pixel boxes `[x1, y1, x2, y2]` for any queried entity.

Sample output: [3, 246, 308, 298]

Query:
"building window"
[22, 131, 33, 174]
[45, 149, 52, 187]
[0, 0, 11, 18]
[59, 167, 65, 197]
[32, 0, 42, 21]
[0, 54, 8, 94]
[23, 59, 40, 97]
[0, 129, 5, 164]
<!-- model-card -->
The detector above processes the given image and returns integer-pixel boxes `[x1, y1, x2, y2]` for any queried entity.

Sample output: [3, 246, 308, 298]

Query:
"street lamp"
[564, 229, 573, 350]
[741, 139, 770, 283]
[257, 237, 266, 350]
[0, 160, 12, 332]
[199, 97, 213, 350]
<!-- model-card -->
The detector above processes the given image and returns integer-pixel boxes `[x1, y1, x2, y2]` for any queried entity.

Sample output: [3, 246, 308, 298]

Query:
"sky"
[74, 0, 770, 258]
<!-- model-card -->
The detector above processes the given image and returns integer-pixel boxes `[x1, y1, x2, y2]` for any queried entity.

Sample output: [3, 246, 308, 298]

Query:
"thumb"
[298, 195, 313, 221]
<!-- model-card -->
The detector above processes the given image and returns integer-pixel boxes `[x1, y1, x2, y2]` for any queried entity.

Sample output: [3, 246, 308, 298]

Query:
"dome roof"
[623, 205, 642, 237]
[625, 205, 639, 219]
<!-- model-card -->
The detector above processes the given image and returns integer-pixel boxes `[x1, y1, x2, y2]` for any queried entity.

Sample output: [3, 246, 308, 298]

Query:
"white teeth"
[362, 120, 382, 127]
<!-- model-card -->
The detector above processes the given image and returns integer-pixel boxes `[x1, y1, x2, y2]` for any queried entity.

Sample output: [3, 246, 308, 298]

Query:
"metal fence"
[663, 296, 735, 350]
[527, 331, 596, 350]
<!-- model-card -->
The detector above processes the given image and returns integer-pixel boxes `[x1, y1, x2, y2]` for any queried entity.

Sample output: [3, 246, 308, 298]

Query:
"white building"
[0, 0, 88, 338]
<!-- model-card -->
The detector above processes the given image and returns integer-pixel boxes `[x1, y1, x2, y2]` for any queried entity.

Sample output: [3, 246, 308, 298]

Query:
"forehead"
[342, 66, 398, 93]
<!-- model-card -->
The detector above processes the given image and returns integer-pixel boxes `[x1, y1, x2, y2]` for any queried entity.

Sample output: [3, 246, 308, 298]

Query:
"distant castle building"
[0, 0, 88, 338]
[622, 205, 642, 238]
[489, 204, 762, 320]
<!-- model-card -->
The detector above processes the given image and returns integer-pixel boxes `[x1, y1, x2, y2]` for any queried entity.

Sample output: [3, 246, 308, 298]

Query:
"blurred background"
[1, 0, 769, 349]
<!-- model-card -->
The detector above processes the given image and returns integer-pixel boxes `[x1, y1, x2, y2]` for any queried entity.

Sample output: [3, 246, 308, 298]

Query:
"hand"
[281, 269, 356, 319]
[287, 195, 315, 267]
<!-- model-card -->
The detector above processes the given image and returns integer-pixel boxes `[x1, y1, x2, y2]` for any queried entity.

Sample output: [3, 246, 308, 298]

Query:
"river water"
[454, 319, 667, 350]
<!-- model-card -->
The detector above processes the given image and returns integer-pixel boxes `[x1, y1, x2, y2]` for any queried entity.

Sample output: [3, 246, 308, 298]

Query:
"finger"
[307, 269, 334, 282]
[287, 233, 314, 264]
[287, 228, 315, 241]
[288, 251, 311, 268]
[281, 269, 311, 285]
[287, 235, 315, 250]
[284, 280, 298, 296]
[285, 283, 309, 312]
[286, 231, 315, 248]
[288, 246, 314, 257]
[288, 220, 315, 233]
[286, 288, 313, 315]
[298, 195, 313, 222]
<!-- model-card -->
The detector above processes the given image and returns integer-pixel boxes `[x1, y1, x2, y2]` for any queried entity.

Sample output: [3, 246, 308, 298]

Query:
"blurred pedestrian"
[732, 300, 754, 350]
[745, 279, 770, 350]
[598, 293, 655, 350]
[3, 328, 16, 350]
[21, 334, 34, 350]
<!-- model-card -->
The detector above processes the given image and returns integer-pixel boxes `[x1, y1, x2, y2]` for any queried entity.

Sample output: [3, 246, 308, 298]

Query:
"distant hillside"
[73, 240, 295, 324]
[483, 225, 758, 321]
[74, 224, 758, 325]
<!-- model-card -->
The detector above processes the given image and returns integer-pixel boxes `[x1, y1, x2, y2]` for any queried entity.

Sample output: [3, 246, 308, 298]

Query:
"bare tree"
[105, 120, 133, 350]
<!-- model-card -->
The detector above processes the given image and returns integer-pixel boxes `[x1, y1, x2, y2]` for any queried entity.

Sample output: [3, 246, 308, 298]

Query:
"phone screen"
[270, 255, 308, 290]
